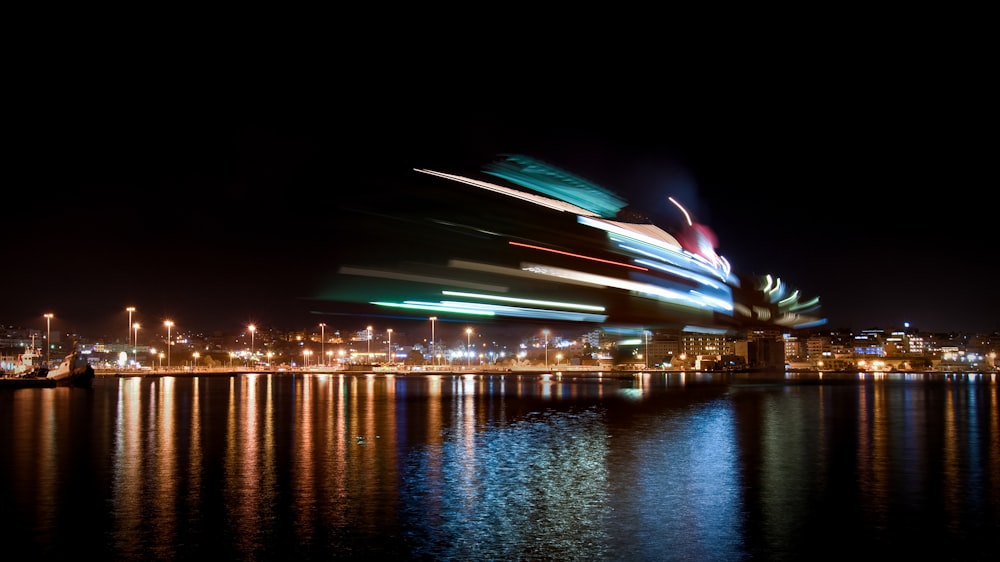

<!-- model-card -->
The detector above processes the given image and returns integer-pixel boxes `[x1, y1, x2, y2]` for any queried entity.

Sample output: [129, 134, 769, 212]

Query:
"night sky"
[5, 77, 996, 340]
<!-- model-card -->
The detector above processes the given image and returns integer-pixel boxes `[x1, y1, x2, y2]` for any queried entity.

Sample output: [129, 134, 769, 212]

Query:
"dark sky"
[5, 77, 997, 340]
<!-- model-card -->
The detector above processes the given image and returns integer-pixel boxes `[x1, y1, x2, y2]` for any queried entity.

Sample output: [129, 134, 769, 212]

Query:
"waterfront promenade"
[94, 364, 621, 377]
[94, 365, 995, 378]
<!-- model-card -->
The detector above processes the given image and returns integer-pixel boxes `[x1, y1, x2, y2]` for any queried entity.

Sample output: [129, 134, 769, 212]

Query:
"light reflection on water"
[403, 405, 612, 560]
[1, 371, 997, 560]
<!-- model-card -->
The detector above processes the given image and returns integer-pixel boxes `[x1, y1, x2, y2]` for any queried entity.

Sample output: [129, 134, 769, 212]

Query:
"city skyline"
[4, 308, 994, 352]
[4, 307, 994, 378]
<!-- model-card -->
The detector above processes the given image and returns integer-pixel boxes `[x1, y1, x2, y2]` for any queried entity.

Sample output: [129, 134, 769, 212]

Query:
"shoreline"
[3, 367, 994, 389]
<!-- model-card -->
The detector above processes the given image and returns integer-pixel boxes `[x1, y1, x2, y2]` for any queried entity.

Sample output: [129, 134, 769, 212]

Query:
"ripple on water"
[401, 406, 612, 560]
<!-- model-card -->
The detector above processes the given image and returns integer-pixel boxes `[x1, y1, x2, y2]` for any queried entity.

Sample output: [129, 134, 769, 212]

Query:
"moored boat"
[46, 350, 95, 387]
[5, 338, 46, 378]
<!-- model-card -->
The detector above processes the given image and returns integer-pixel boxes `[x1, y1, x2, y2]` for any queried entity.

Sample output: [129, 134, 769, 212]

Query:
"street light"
[164, 320, 174, 369]
[367, 325, 373, 363]
[248, 324, 256, 369]
[543, 329, 550, 368]
[387, 328, 392, 365]
[466, 328, 472, 367]
[429, 316, 437, 366]
[133, 323, 140, 367]
[126, 306, 135, 359]
[319, 323, 326, 367]
[43, 313, 53, 367]
[192, 351, 199, 370]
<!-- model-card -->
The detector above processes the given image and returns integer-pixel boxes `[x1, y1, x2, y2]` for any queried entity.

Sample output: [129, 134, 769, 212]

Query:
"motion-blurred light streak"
[320, 154, 826, 332]
[370, 302, 496, 316]
[416, 168, 597, 216]
[338, 266, 509, 293]
[668, 196, 694, 226]
[370, 300, 608, 322]
[437, 301, 608, 322]
[508, 241, 648, 271]
[440, 290, 606, 312]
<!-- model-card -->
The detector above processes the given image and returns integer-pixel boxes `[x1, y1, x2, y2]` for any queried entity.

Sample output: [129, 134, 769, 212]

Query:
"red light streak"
[508, 241, 648, 271]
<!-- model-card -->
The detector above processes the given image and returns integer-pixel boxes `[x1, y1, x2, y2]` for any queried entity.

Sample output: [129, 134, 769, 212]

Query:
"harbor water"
[1, 371, 998, 560]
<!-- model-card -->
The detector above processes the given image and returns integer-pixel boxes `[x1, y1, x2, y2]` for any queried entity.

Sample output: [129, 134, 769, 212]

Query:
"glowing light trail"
[508, 241, 648, 271]
[669, 196, 693, 226]
[441, 290, 606, 312]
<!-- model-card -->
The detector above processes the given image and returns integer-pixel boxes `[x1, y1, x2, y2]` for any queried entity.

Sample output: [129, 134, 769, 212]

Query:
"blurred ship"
[319, 154, 825, 335]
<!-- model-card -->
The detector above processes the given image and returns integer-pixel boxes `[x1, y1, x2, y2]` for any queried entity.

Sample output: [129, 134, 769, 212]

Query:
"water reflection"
[1, 372, 997, 560]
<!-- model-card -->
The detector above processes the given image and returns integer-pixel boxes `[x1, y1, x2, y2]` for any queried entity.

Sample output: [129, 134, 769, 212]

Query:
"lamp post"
[248, 324, 256, 369]
[319, 323, 325, 367]
[387, 328, 392, 365]
[126, 306, 135, 360]
[429, 316, 437, 366]
[133, 323, 140, 367]
[43, 313, 53, 367]
[164, 320, 174, 369]
[192, 351, 199, 370]
[543, 329, 550, 368]
[367, 325, 372, 364]
[466, 328, 472, 367]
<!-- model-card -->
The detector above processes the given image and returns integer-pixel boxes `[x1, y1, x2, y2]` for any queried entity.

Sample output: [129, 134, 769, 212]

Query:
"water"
[1, 371, 998, 561]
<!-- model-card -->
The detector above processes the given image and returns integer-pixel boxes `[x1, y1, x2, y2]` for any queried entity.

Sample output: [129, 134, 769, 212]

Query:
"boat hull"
[46, 352, 95, 387]
[47, 364, 95, 387]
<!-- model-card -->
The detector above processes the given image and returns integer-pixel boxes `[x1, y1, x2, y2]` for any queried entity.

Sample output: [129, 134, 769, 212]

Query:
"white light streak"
[441, 290, 606, 312]
[414, 168, 599, 216]
[668, 196, 693, 226]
